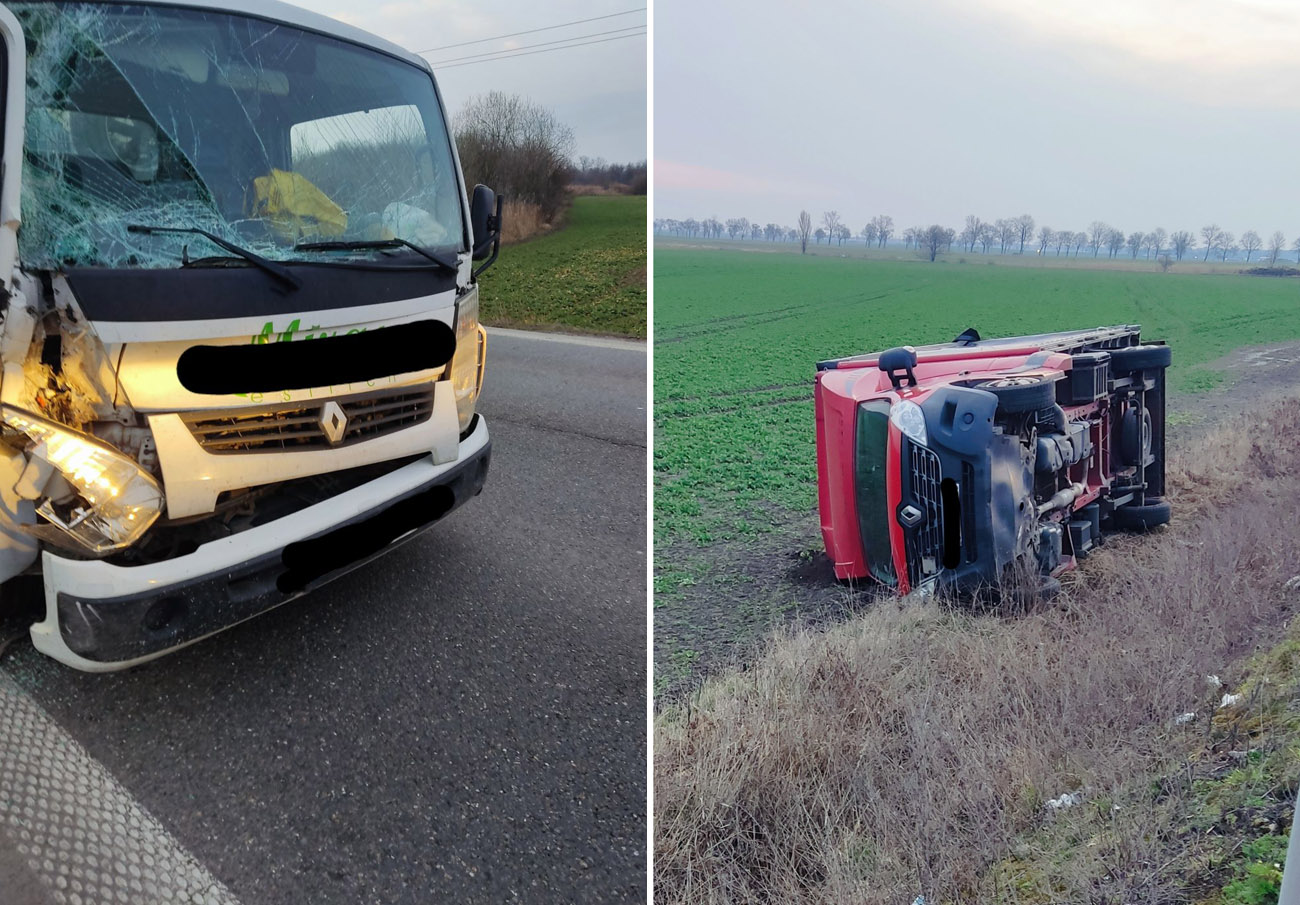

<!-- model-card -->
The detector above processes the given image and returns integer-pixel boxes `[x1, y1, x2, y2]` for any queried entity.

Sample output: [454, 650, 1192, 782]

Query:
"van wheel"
[1119, 406, 1152, 466]
[971, 375, 1056, 413]
[1110, 344, 1171, 373]
[1112, 499, 1172, 530]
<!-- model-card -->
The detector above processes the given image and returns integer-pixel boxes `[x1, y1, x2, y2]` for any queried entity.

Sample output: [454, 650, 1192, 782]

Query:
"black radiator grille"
[906, 444, 944, 587]
[182, 386, 436, 454]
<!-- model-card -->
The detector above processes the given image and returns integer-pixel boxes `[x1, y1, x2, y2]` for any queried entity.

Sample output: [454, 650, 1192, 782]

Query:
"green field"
[654, 247, 1300, 553]
[479, 195, 646, 337]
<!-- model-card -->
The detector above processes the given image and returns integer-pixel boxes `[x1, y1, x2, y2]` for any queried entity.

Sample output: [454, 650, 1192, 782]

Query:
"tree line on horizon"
[653, 212, 1300, 267]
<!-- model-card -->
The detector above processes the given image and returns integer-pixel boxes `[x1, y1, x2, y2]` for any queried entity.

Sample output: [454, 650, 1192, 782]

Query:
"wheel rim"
[980, 377, 1041, 389]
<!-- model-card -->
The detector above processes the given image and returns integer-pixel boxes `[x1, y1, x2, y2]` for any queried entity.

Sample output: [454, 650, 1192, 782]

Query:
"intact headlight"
[889, 399, 928, 447]
[450, 290, 487, 433]
[2, 406, 163, 555]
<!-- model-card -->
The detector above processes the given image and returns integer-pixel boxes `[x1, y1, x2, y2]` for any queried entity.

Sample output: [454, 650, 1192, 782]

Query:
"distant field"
[654, 245, 1300, 553]
[479, 195, 646, 337]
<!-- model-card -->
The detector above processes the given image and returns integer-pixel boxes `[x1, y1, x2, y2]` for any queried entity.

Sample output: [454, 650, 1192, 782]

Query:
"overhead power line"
[426, 25, 644, 66]
[430, 30, 646, 70]
[414, 7, 646, 54]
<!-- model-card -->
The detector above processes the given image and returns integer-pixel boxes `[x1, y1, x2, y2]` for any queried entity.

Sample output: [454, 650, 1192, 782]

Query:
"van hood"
[63, 259, 467, 345]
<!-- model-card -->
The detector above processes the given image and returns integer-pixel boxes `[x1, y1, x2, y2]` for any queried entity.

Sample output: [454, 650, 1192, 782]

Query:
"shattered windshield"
[12, 3, 466, 270]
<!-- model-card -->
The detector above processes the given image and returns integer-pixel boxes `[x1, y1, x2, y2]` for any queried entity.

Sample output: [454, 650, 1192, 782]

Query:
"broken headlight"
[2, 406, 163, 555]
[450, 290, 487, 433]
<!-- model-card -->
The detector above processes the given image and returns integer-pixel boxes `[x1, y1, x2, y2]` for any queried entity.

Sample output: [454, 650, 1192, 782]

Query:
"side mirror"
[470, 184, 501, 259]
[878, 346, 918, 388]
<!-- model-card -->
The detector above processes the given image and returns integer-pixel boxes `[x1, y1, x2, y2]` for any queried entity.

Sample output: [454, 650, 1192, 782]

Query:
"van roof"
[92, 0, 432, 72]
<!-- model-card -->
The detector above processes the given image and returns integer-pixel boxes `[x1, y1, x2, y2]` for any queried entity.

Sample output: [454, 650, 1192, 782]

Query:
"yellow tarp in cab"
[249, 169, 347, 242]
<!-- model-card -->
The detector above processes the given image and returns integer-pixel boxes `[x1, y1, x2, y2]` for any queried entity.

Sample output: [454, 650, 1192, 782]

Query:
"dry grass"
[570, 183, 632, 196]
[499, 199, 548, 245]
[654, 396, 1300, 904]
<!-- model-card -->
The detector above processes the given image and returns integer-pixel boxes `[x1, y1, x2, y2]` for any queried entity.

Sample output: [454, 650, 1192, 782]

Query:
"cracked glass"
[11, 2, 466, 271]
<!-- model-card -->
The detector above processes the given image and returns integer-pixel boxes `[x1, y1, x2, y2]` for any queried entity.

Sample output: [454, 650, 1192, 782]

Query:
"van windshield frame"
[11, 2, 467, 271]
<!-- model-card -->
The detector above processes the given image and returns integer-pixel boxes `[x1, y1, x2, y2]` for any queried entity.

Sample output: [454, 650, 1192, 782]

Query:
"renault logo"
[319, 401, 347, 445]
[899, 504, 925, 528]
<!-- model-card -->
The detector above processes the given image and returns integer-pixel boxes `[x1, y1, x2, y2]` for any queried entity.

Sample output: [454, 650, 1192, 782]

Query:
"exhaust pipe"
[1037, 482, 1085, 517]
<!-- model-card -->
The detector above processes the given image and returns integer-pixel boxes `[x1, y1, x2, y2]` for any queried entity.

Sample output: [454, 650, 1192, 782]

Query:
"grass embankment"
[479, 194, 646, 337]
[654, 398, 1300, 904]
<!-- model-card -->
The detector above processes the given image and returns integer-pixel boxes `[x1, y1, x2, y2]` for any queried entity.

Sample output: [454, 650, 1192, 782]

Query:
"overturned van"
[0, 0, 498, 669]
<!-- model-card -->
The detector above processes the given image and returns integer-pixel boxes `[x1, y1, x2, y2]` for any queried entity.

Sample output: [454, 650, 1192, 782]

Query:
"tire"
[1119, 406, 1152, 466]
[970, 375, 1056, 413]
[1110, 344, 1171, 373]
[1111, 498, 1172, 530]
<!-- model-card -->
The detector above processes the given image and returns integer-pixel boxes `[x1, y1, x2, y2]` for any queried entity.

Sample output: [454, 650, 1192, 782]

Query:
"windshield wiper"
[293, 238, 460, 275]
[127, 224, 302, 291]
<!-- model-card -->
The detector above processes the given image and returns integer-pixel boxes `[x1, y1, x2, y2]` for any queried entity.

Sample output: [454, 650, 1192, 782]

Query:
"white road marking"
[0, 673, 240, 905]
[487, 326, 646, 351]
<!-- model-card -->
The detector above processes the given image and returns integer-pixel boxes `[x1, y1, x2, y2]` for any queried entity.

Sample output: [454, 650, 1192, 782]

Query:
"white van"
[0, 0, 498, 669]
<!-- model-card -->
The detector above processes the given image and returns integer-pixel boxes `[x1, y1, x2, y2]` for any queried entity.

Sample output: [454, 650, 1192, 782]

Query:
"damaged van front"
[0, 0, 498, 669]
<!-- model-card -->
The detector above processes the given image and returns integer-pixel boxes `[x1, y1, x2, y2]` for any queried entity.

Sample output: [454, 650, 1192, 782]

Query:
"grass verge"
[479, 194, 646, 338]
[654, 396, 1300, 904]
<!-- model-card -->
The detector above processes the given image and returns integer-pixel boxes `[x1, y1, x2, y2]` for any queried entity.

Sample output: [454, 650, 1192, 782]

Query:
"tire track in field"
[655, 307, 819, 345]
[656, 289, 903, 345]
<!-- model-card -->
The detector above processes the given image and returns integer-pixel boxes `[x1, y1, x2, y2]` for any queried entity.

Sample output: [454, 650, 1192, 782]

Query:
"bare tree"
[1218, 231, 1235, 261]
[1037, 226, 1053, 255]
[1088, 221, 1109, 257]
[1015, 214, 1035, 254]
[1170, 230, 1194, 260]
[1240, 230, 1262, 262]
[873, 215, 894, 248]
[862, 222, 879, 247]
[814, 227, 826, 245]
[1149, 227, 1167, 259]
[922, 224, 948, 262]
[962, 215, 983, 252]
[1268, 230, 1286, 265]
[797, 210, 812, 254]
[1106, 228, 1125, 258]
[1127, 231, 1144, 258]
[822, 211, 842, 246]
[978, 222, 997, 254]
[1073, 231, 1087, 257]
[1293, 235, 1300, 263]
[453, 91, 575, 218]
[991, 218, 1013, 254]
[1200, 224, 1223, 261]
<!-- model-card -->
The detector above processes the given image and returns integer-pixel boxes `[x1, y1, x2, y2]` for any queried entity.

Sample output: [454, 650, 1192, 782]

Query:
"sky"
[295, 0, 647, 164]
[654, 0, 1300, 241]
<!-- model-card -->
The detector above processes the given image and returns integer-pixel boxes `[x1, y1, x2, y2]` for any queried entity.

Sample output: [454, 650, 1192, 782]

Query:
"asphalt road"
[0, 327, 648, 904]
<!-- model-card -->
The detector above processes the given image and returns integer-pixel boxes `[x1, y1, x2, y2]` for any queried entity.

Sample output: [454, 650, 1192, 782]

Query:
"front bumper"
[28, 416, 491, 671]
[906, 386, 1030, 591]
